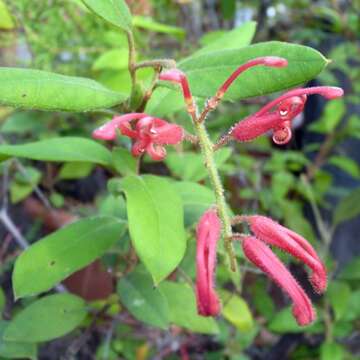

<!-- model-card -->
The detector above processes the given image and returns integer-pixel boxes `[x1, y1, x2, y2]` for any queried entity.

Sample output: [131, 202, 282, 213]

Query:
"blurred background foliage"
[0, 0, 359, 359]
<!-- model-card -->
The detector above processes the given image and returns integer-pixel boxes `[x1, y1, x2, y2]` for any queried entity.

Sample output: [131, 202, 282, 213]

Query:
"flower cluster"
[195, 211, 327, 326]
[92, 113, 184, 161]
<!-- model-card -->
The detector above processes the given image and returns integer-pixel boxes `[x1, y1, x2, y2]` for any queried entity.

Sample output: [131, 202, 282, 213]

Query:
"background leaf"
[13, 216, 127, 298]
[110, 175, 186, 284]
[159, 281, 218, 334]
[0, 137, 112, 166]
[334, 187, 360, 226]
[81, 0, 132, 31]
[4, 294, 86, 342]
[117, 266, 169, 329]
[0, 68, 126, 111]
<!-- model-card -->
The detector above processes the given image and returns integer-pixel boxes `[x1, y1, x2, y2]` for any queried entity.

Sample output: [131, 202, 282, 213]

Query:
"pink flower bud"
[246, 215, 327, 293]
[230, 86, 343, 145]
[242, 236, 316, 326]
[196, 209, 222, 317]
[92, 113, 184, 161]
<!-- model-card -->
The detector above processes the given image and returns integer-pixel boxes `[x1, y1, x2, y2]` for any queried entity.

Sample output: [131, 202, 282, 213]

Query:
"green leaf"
[3, 294, 86, 342]
[13, 216, 127, 298]
[342, 290, 360, 321]
[0, 137, 112, 166]
[117, 266, 169, 329]
[334, 187, 360, 226]
[179, 42, 327, 100]
[328, 155, 360, 179]
[112, 147, 137, 176]
[92, 49, 128, 71]
[194, 21, 256, 56]
[165, 148, 232, 182]
[58, 162, 95, 180]
[81, 0, 132, 31]
[220, 291, 254, 332]
[133, 16, 185, 38]
[0, 0, 15, 30]
[309, 99, 345, 133]
[0, 288, 4, 313]
[0, 321, 37, 360]
[0, 68, 127, 111]
[338, 256, 360, 280]
[320, 342, 346, 360]
[173, 181, 215, 227]
[110, 175, 186, 284]
[327, 281, 351, 320]
[159, 281, 218, 334]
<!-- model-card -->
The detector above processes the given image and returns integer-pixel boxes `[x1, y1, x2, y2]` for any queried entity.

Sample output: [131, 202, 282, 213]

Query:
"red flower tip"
[92, 113, 184, 161]
[196, 209, 222, 317]
[247, 215, 327, 294]
[217, 56, 288, 97]
[242, 236, 316, 326]
[159, 69, 193, 106]
[230, 85, 343, 145]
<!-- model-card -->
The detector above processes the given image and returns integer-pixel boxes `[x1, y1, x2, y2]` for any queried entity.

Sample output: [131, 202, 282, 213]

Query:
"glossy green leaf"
[0, 68, 127, 111]
[220, 291, 254, 332]
[327, 281, 351, 320]
[320, 342, 346, 360]
[179, 42, 327, 100]
[4, 294, 86, 342]
[159, 281, 218, 334]
[165, 148, 232, 182]
[194, 21, 256, 56]
[112, 147, 137, 176]
[81, 0, 132, 31]
[0, 0, 15, 30]
[328, 155, 360, 179]
[133, 16, 185, 38]
[173, 181, 215, 227]
[0, 137, 112, 166]
[334, 187, 360, 226]
[0, 322, 37, 360]
[13, 216, 127, 298]
[92, 49, 128, 71]
[338, 256, 360, 280]
[58, 162, 95, 180]
[117, 266, 169, 329]
[109, 175, 186, 284]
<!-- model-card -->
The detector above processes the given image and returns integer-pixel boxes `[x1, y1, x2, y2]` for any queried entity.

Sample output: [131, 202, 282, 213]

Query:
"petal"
[231, 112, 280, 142]
[145, 143, 166, 161]
[272, 126, 292, 145]
[248, 215, 327, 293]
[131, 138, 149, 157]
[196, 209, 222, 316]
[242, 236, 316, 326]
[151, 123, 184, 145]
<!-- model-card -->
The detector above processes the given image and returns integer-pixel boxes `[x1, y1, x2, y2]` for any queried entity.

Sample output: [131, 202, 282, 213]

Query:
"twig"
[0, 209, 29, 249]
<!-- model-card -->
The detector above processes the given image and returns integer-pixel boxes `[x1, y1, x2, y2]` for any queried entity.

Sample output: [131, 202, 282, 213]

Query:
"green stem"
[126, 30, 137, 93]
[193, 120, 237, 271]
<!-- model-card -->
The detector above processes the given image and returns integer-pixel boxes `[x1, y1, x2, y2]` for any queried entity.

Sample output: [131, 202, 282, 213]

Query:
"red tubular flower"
[246, 215, 327, 294]
[196, 209, 222, 317]
[242, 236, 316, 326]
[216, 57, 288, 100]
[231, 86, 343, 145]
[159, 69, 195, 114]
[92, 113, 184, 161]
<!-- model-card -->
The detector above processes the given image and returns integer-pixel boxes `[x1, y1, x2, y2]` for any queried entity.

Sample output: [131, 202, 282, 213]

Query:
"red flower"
[235, 215, 327, 325]
[92, 113, 184, 161]
[242, 236, 316, 326]
[195, 209, 222, 316]
[231, 86, 343, 145]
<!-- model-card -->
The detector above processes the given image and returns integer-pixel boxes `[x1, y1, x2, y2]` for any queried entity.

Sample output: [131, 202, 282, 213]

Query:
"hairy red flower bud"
[246, 215, 327, 293]
[242, 236, 316, 326]
[92, 113, 184, 161]
[231, 86, 343, 145]
[196, 209, 222, 317]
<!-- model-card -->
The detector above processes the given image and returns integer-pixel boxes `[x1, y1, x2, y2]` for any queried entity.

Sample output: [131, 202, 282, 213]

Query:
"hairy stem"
[193, 120, 237, 271]
[126, 30, 137, 93]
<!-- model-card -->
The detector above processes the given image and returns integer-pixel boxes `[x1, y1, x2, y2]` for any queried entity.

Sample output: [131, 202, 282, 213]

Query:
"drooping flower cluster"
[195, 211, 327, 325]
[92, 113, 184, 161]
